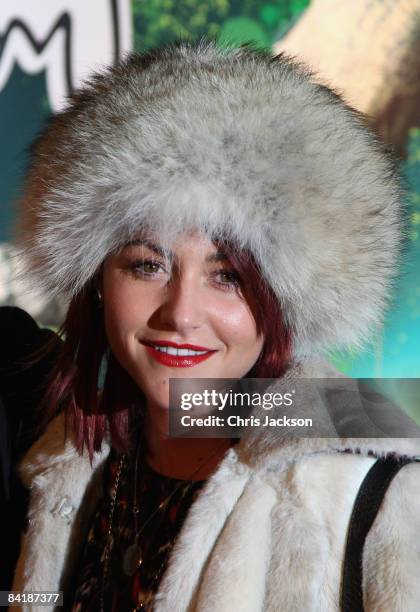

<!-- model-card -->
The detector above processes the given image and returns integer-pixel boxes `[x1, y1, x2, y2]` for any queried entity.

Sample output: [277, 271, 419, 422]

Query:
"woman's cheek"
[216, 305, 258, 340]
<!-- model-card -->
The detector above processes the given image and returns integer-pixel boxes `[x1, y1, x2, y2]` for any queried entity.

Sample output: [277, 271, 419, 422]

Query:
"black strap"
[340, 455, 417, 612]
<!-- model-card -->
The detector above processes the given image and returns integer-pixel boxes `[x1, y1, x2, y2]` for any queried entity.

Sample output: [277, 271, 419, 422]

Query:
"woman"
[11, 41, 420, 611]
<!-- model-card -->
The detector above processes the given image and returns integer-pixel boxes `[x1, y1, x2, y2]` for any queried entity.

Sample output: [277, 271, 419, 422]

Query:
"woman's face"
[102, 231, 264, 411]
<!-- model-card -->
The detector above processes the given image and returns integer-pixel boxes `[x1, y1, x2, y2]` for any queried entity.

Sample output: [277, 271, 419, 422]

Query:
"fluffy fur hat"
[17, 40, 406, 358]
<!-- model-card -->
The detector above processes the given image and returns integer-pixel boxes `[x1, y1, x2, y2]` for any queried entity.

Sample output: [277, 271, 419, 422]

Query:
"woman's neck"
[142, 406, 233, 481]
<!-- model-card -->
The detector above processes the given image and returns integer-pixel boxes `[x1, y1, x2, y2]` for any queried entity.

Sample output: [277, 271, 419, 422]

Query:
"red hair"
[39, 242, 292, 459]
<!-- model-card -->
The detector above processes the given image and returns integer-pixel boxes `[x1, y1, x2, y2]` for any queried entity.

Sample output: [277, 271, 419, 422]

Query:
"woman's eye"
[213, 269, 241, 290]
[130, 259, 165, 277]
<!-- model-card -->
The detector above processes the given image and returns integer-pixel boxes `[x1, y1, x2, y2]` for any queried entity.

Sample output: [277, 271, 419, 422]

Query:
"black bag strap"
[340, 455, 419, 612]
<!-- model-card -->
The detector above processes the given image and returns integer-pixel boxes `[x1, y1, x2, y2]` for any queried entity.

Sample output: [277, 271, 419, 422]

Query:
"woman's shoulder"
[361, 457, 420, 608]
[262, 450, 420, 549]
[19, 412, 110, 489]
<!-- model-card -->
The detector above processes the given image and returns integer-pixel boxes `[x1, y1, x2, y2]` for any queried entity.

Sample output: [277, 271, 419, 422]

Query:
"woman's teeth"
[152, 345, 208, 356]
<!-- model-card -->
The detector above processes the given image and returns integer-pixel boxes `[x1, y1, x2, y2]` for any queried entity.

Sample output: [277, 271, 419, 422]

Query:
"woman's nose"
[158, 275, 205, 333]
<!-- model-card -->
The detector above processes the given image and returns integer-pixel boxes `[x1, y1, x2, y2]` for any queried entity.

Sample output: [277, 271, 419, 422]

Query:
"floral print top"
[68, 446, 205, 611]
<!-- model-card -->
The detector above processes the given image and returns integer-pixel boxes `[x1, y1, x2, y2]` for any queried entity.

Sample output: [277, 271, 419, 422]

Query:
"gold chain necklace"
[100, 439, 231, 612]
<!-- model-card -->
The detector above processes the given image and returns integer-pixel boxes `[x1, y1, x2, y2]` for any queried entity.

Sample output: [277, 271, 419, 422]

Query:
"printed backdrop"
[1, 2, 419, 400]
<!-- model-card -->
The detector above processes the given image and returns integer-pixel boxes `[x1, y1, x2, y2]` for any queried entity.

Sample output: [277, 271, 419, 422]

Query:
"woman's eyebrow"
[125, 239, 228, 263]
[125, 239, 168, 258]
[205, 252, 228, 263]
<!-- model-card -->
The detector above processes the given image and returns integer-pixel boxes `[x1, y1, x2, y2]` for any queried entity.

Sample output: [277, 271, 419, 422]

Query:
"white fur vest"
[12, 359, 420, 611]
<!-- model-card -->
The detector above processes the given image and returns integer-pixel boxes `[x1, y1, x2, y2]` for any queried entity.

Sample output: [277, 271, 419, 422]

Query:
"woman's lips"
[144, 345, 216, 368]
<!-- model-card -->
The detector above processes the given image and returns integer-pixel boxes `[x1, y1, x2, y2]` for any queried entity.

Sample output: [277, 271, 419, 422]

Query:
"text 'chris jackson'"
[180, 415, 313, 428]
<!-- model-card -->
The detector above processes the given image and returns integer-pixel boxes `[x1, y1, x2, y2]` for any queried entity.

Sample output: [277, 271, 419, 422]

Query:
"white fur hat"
[18, 40, 406, 358]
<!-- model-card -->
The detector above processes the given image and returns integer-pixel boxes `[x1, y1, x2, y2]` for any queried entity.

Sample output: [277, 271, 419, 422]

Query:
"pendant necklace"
[123, 439, 230, 576]
[100, 437, 232, 611]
